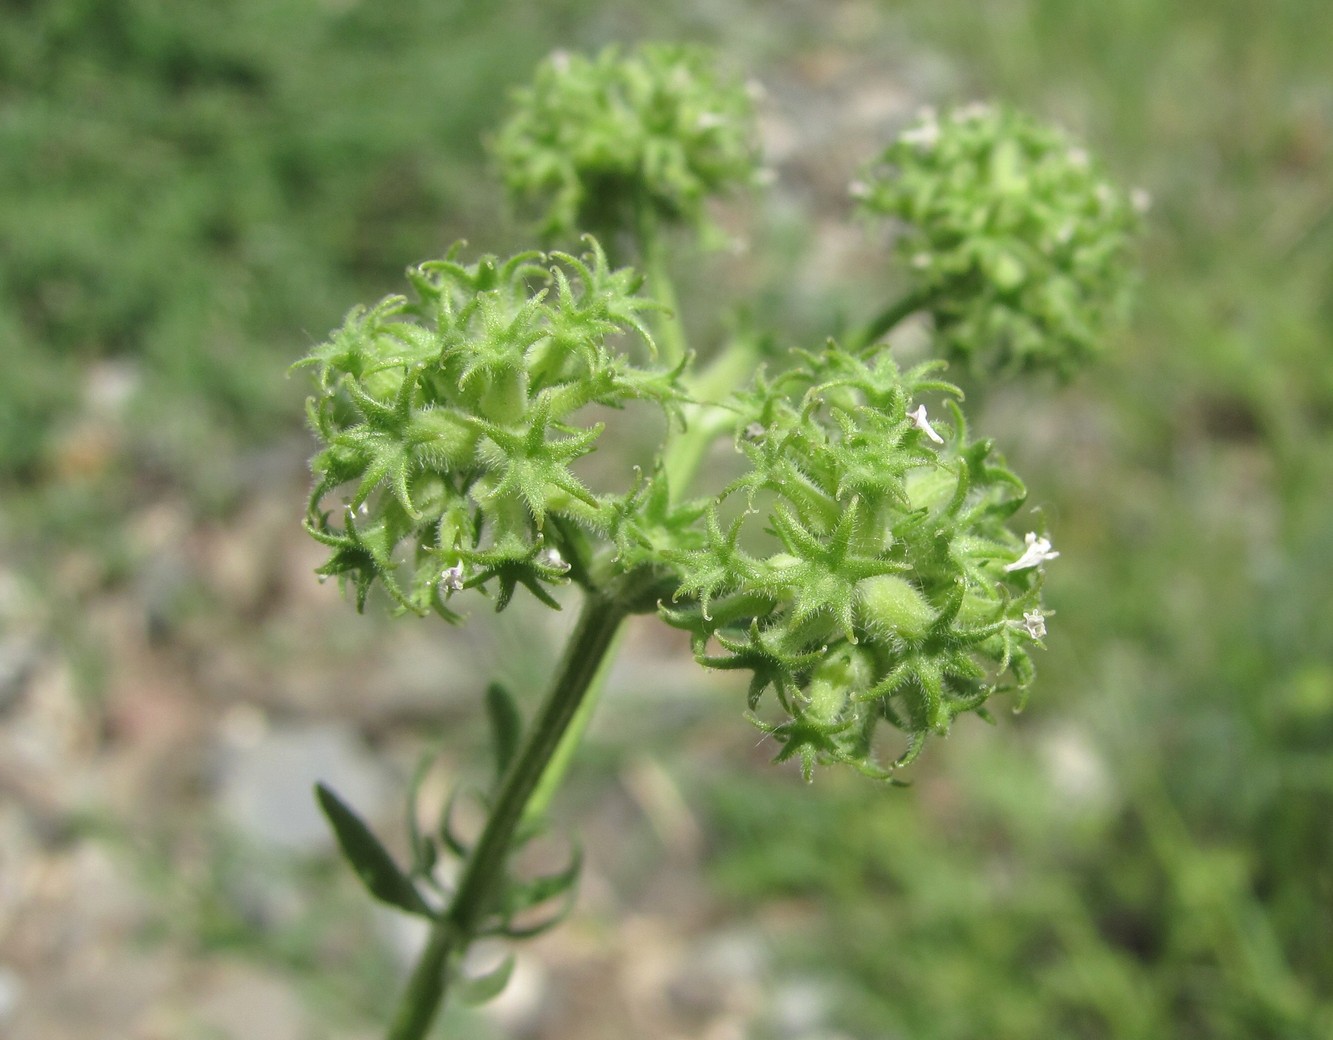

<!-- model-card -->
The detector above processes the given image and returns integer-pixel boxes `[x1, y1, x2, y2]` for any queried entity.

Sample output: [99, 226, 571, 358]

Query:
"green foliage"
[493, 43, 762, 243]
[0, 0, 582, 481]
[300, 44, 1099, 792]
[315, 783, 435, 918]
[702, 744, 1333, 1039]
[857, 103, 1142, 376]
[452, 955, 516, 1007]
[483, 682, 524, 781]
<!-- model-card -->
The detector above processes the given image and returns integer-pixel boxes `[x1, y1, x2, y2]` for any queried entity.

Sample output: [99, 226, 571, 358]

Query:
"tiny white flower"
[1020, 610, 1047, 639]
[1131, 187, 1152, 214]
[900, 119, 940, 149]
[1004, 531, 1061, 572]
[911, 251, 932, 270]
[908, 404, 945, 444]
[536, 547, 570, 573]
[953, 101, 993, 122]
[1065, 146, 1090, 169]
[439, 563, 466, 593]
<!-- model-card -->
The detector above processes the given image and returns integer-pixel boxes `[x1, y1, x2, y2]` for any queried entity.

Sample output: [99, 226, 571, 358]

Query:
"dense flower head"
[492, 43, 762, 241]
[296, 239, 685, 616]
[661, 343, 1053, 779]
[295, 54, 1087, 785]
[857, 103, 1141, 376]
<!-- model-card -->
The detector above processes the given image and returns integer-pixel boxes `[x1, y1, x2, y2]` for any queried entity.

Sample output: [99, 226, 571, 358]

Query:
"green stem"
[390, 203, 752, 1039]
[387, 592, 630, 1040]
[522, 621, 628, 823]
[665, 335, 761, 500]
[386, 923, 456, 1040]
[636, 195, 771, 503]
[524, 328, 755, 831]
[522, 349, 766, 827]
[637, 206, 689, 370]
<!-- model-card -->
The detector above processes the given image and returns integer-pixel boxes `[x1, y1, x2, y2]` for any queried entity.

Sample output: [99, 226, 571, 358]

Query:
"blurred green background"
[2, 1, 1330, 1038]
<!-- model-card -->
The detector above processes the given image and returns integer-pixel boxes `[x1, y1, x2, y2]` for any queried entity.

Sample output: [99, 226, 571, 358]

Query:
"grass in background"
[0, 0, 635, 485]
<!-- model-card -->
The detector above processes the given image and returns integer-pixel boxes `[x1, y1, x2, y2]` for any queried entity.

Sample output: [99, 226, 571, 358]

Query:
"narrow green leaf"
[405, 756, 438, 878]
[439, 785, 477, 859]
[503, 842, 583, 916]
[496, 887, 580, 940]
[315, 783, 435, 918]
[453, 954, 515, 1007]
[485, 682, 523, 781]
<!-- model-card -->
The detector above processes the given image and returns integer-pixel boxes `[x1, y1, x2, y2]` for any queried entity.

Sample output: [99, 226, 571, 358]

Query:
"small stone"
[0, 965, 23, 1022]
[214, 722, 396, 856]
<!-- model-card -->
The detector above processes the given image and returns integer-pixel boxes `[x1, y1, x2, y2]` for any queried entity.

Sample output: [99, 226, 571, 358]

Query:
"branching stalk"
[298, 50, 1126, 1037]
[637, 206, 689, 370]
[666, 334, 761, 501]
[387, 592, 631, 1040]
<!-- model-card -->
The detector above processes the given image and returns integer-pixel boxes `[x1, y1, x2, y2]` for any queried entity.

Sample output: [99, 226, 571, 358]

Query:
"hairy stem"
[665, 335, 761, 500]
[391, 209, 750, 1038]
[522, 620, 628, 824]
[637, 207, 689, 369]
[387, 592, 630, 1040]
[525, 327, 751, 817]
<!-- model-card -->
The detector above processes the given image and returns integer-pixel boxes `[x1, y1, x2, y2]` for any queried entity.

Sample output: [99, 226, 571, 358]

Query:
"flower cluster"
[856, 103, 1142, 376]
[296, 239, 684, 616]
[295, 50, 1098, 786]
[288, 44, 1148, 1033]
[662, 343, 1054, 779]
[492, 43, 762, 242]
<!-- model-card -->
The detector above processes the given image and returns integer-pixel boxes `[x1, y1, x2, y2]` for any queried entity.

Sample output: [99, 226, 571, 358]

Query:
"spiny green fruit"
[856, 575, 935, 642]
[857, 103, 1143, 377]
[295, 239, 683, 616]
[493, 43, 762, 243]
[662, 342, 1054, 780]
